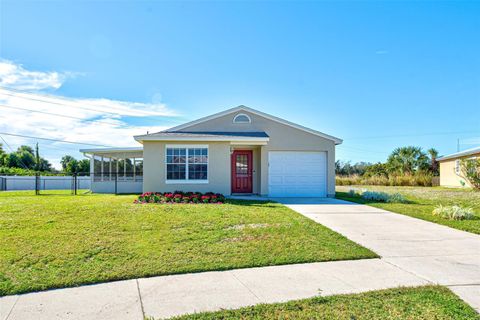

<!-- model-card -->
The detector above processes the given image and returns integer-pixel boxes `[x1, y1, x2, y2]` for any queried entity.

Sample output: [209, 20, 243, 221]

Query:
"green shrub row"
[336, 173, 433, 187]
[0, 166, 51, 176]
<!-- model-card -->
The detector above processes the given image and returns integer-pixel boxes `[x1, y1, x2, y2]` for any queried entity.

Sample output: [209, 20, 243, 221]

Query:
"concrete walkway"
[1, 198, 479, 319]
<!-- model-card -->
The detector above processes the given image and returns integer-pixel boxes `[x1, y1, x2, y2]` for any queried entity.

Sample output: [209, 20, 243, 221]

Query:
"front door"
[231, 150, 253, 193]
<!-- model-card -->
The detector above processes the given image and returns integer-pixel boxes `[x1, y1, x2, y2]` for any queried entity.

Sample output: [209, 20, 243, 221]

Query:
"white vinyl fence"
[0, 176, 91, 191]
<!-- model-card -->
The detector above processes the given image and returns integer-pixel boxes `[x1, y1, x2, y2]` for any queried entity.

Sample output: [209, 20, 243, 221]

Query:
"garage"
[268, 151, 327, 197]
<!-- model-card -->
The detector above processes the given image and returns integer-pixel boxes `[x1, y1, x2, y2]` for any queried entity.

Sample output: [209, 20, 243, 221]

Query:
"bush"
[432, 205, 475, 220]
[461, 158, 480, 189]
[135, 191, 226, 204]
[348, 189, 408, 203]
[0, 166, 53, 176]
[361, 191, 391, 202]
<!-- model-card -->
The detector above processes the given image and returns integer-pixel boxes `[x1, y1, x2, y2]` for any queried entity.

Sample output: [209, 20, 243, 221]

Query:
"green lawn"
[171, 286, 478, 320]
[0, 191, 376, 296]
[336, 186, 480, 234]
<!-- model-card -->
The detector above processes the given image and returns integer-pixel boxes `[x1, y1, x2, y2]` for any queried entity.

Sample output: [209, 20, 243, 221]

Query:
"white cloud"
[0, 59, 74, 90]
[375, 50, 388, 55]
[0, 60, 181, 169]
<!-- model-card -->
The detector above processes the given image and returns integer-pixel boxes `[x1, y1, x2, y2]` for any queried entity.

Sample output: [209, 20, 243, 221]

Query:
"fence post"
[35, 173, 40, 195]
[114, 171, 118, 195]
[74, 173, 78, 195]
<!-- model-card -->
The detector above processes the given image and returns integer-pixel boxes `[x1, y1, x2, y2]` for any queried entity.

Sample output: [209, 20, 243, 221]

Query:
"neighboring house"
[80, 106, 342, 197]
[437, 146, 480, 188]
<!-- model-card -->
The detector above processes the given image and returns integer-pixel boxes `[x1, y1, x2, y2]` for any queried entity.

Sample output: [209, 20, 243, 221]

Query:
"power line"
[0, 104, 125, 126]
[345, 130, 480, 140]
[0, 132, 114, 147]
[0, 85, 174, 118]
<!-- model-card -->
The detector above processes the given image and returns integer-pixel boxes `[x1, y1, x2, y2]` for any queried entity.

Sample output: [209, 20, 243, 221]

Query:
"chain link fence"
[0, 172, 91, 195]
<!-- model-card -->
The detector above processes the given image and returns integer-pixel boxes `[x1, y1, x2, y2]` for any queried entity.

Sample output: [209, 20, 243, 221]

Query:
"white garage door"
[268, 151, 327, 197]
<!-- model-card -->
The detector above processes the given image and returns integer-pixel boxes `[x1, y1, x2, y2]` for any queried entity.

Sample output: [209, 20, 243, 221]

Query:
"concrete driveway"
[279, 197, 480, 312]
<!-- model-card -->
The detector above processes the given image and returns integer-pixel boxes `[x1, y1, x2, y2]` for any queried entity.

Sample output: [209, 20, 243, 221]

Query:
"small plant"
[361, 191, 390, 202]
[432, 205, 475, 220]
[360, 191, 408, 203]
[388, 193, 408, 203]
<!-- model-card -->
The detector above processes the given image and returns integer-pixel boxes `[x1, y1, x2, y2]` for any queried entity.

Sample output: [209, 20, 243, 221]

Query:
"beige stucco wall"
[143, 141, 231, 194]
[177, 110, 337, 197]
[439, 157, 474, 188]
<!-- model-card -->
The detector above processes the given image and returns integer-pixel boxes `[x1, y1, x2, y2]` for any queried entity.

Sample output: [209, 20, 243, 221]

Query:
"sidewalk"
[1, 258, 428, 320]
[2, 198, 479, 319]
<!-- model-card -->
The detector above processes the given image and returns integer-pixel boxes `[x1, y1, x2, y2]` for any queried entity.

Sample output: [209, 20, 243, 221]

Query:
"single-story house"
[80, 106, 342, 197]
[437, 146, 480, 188]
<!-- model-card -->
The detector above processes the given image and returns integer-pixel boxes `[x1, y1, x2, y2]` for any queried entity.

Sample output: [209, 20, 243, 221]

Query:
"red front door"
[231, 150, 253, 193]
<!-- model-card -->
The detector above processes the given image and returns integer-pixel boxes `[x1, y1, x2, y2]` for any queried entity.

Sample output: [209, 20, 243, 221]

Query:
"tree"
[77, 159, 90, 173]
[65, 159, 79, 174]
[335, 160, 371, 176]
[461, 158, 480, 189]
[60, 155, 76, 171]
[17, 145, 34, 155]
[364, 162, 388, 177]
[0, 143, 6, 166]
[13, 146, 36, 169]
[386, 146, 429, 175]
[6, 153, 21, 168]
[427, 148, 439, 176]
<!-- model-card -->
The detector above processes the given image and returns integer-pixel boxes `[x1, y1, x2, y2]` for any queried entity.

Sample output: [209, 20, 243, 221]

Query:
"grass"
[171, 286, 479, 320]
[0, 191, 376, 296]
[336, 186, 480, 234]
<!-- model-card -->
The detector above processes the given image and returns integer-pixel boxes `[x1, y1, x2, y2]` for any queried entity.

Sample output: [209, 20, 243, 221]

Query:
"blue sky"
[0, 1, 479, 168]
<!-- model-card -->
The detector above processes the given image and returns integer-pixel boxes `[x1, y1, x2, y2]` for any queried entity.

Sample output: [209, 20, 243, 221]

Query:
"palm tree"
[386, 146, 429, 175]
[427, 148, 439, 175]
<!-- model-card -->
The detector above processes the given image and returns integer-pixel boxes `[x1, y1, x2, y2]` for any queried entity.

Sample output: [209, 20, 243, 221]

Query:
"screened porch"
[81, 147, 143, 194]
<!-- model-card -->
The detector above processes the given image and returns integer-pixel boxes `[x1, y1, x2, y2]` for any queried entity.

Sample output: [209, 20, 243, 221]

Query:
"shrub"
[461, 158, 480, 189]
[361, 191, 391, 202]
[357, 190, 408, 203]
[134, 191, 225, 204]
[432, 205, 475, 220]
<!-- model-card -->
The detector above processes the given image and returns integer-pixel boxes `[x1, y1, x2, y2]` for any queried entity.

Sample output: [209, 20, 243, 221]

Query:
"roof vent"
[233, 113, 251, 124]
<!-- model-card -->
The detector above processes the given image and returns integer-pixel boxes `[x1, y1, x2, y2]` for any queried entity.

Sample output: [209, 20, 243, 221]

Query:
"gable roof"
[163, 105, 343, 144]
[437, 146, 480, 162]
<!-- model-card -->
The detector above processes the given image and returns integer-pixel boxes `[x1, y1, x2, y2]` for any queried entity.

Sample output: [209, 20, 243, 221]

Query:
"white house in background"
[80, 105, 342, 197]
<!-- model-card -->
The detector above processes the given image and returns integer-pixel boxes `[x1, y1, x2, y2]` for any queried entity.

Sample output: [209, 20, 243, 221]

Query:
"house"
[80, 106, 342, 197]
[437, 146, 480, 188]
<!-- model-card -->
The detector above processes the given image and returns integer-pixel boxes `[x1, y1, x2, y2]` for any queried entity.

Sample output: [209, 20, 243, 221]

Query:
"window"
[166, 146, 208, 182]
[455, 159, 461, 175]
[233, 113, 251, 123]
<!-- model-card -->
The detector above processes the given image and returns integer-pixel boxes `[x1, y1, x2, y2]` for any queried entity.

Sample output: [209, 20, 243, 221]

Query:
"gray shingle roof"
[152, 131, 269, 138]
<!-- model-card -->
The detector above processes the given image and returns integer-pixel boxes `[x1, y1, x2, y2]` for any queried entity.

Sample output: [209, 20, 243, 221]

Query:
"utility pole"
[35, 142, 40, 171]
[457, 138, 460, 152]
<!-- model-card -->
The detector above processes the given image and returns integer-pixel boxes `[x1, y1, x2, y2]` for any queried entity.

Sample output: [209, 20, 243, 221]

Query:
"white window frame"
[455, 159, 461, 175]
[165, 144, 209, 184]
[233, 113, 251, 124]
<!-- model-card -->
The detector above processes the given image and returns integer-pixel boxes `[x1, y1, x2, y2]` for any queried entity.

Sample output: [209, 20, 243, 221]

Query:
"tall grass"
[336, 173, 433, 187]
